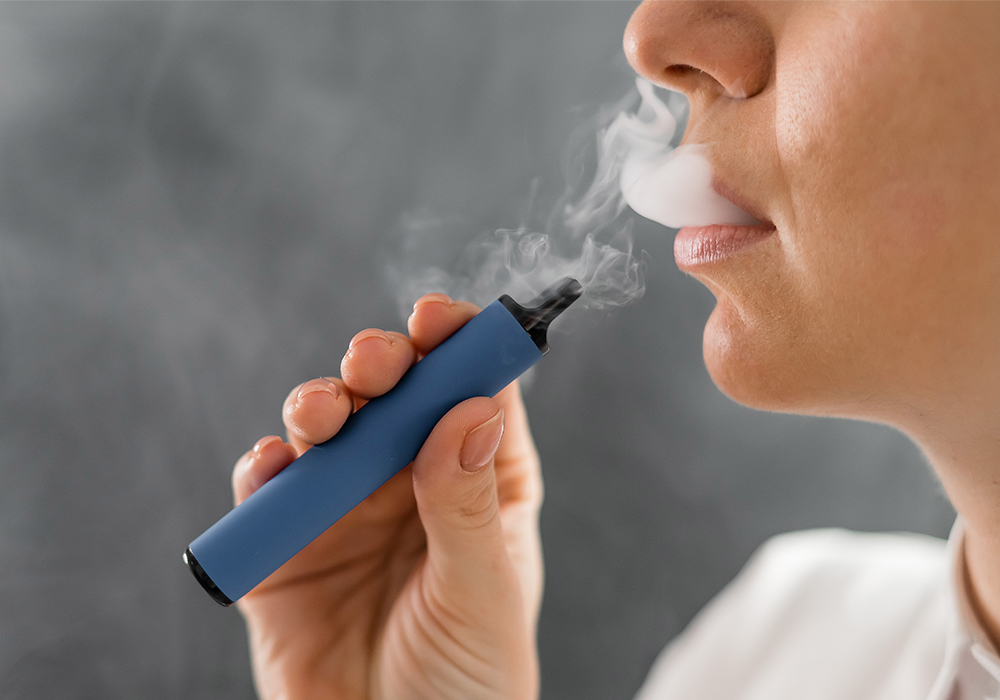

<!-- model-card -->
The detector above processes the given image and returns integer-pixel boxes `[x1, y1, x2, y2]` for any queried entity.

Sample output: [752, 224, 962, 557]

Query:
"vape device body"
[185, 278, 582, 605]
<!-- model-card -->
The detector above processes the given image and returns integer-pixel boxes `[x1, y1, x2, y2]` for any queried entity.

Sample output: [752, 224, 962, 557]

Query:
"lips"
[674, 223, 775, 269]
[673, 179, 777, 271]
[711, 179, 772, 228]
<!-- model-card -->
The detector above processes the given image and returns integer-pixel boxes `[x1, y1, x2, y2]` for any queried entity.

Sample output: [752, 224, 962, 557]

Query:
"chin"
[700, 296, 846, 417]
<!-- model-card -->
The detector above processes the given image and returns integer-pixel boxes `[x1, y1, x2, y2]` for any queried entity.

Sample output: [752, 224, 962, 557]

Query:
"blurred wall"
[0, 3, 954, 699]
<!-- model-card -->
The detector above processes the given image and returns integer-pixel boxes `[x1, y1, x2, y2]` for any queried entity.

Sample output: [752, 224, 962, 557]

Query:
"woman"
[229, 2, 1000, 698]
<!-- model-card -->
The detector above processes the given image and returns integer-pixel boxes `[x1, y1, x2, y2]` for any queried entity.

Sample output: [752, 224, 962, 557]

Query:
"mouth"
[673, 178, 777, 272]
[711, 179, 772, 228]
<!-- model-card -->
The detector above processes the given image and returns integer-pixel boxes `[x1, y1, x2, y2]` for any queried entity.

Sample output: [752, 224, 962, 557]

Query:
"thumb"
[411, 396, 512, 591]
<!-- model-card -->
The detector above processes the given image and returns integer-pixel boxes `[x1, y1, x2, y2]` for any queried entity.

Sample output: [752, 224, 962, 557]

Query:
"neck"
[904, 403, 1000, 649]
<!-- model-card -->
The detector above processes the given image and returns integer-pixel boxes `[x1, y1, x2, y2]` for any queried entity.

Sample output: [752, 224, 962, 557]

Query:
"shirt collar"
[946, 517, 1000, 692]
[951, 517, 1000, 657]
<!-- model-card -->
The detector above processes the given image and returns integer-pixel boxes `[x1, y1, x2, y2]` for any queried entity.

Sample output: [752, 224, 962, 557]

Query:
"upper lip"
[711, 178, 775, 229]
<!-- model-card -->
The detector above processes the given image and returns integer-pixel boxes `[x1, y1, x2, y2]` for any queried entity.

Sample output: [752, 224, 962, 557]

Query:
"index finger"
[407, 293, 480, 357]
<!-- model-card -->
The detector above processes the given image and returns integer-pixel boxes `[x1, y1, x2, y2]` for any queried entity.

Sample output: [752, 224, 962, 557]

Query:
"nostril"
[660, 63, 729, 98]
[665, 64, 702, 78]
[663, 61, 766, 100]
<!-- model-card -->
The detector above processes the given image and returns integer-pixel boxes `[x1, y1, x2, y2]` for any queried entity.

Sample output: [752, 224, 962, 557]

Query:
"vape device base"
[183, 547, 235, 606]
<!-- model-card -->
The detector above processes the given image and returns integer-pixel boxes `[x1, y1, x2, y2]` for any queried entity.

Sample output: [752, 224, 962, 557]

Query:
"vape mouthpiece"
[499, 277, 583, 355]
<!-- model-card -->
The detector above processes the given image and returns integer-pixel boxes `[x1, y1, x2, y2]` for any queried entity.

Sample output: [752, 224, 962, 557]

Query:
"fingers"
[340, 330, 417, 400]
[492, 381, 541, 479]
[232, 436, 298, 505]
[284, 294, 474, 453]
[282, 377, 354, 455]
[410, 397, 515, 594]
[239, 295, 487, 507]
[406, 293, 479, 357]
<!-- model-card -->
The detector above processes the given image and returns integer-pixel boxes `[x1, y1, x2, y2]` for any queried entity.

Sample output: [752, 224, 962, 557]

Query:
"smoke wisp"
[385, 79, 691, 319]
[618, 79, 760, 229]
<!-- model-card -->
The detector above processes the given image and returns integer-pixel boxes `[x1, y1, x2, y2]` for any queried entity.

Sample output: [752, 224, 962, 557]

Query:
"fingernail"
[252, 435, 283, 456]
[460, 408, 504, 473]
[297, 377, 340, 403]
[412, 293, 454, 312]
[348, 329, 393, 351]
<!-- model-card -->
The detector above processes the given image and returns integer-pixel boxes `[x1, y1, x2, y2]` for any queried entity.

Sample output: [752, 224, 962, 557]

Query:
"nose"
[624, 1, 775, 103]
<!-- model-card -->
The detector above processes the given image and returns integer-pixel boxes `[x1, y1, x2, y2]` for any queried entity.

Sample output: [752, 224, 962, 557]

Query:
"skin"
[233, 2, 1000, 698]
[624, 0, 1000, 651]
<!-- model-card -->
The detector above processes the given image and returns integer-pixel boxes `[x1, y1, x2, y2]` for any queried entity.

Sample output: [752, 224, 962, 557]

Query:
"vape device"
[185, 277, 583, 605]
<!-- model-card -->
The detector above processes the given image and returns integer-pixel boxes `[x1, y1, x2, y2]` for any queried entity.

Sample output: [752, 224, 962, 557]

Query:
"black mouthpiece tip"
[184, 547, 234, 607]
[546, 277, 584, 304]
[499, 277, 583, 354]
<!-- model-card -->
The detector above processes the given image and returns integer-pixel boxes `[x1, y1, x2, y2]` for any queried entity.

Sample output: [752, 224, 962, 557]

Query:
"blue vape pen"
[184, 277, 582, 605]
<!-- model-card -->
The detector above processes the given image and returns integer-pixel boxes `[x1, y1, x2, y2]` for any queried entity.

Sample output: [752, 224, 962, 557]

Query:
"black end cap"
[183, 547, 234, 607]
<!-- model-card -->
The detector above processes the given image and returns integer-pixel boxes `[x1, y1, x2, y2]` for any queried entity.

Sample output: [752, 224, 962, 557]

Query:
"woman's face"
[625, 2, 1000, 426]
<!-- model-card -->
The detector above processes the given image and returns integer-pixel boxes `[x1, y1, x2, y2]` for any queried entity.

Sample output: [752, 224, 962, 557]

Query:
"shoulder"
[635, 529, 950, 700]
[730, 528, 947, 624]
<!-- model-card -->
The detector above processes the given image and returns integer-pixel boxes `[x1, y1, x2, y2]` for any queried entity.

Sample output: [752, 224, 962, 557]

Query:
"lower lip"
[674, 224, 776, 271]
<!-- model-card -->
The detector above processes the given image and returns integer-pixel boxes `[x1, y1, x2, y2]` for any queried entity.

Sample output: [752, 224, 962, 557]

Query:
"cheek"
[755, 3, 1000, 415]
[774, 4, 963, 257]
[774, 5, 912, 238]
[776, 9, 953, 308]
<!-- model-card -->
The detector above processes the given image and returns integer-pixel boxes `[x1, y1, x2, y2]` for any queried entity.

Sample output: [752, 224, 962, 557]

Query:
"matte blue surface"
[188, 300, 543, 602]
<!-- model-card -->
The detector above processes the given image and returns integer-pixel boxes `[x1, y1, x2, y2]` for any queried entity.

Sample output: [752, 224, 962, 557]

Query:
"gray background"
[0, 3, 954, 699]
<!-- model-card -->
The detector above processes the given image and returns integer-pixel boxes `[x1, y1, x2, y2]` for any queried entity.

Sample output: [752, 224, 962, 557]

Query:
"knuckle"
[454, 479, 500, 531]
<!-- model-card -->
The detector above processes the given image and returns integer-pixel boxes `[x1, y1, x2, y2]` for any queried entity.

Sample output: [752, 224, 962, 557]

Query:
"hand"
[231, 294, 543, 700]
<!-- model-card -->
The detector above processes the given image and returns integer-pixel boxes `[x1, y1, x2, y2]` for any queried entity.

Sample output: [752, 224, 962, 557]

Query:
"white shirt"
[635, 519, 1000, 700]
